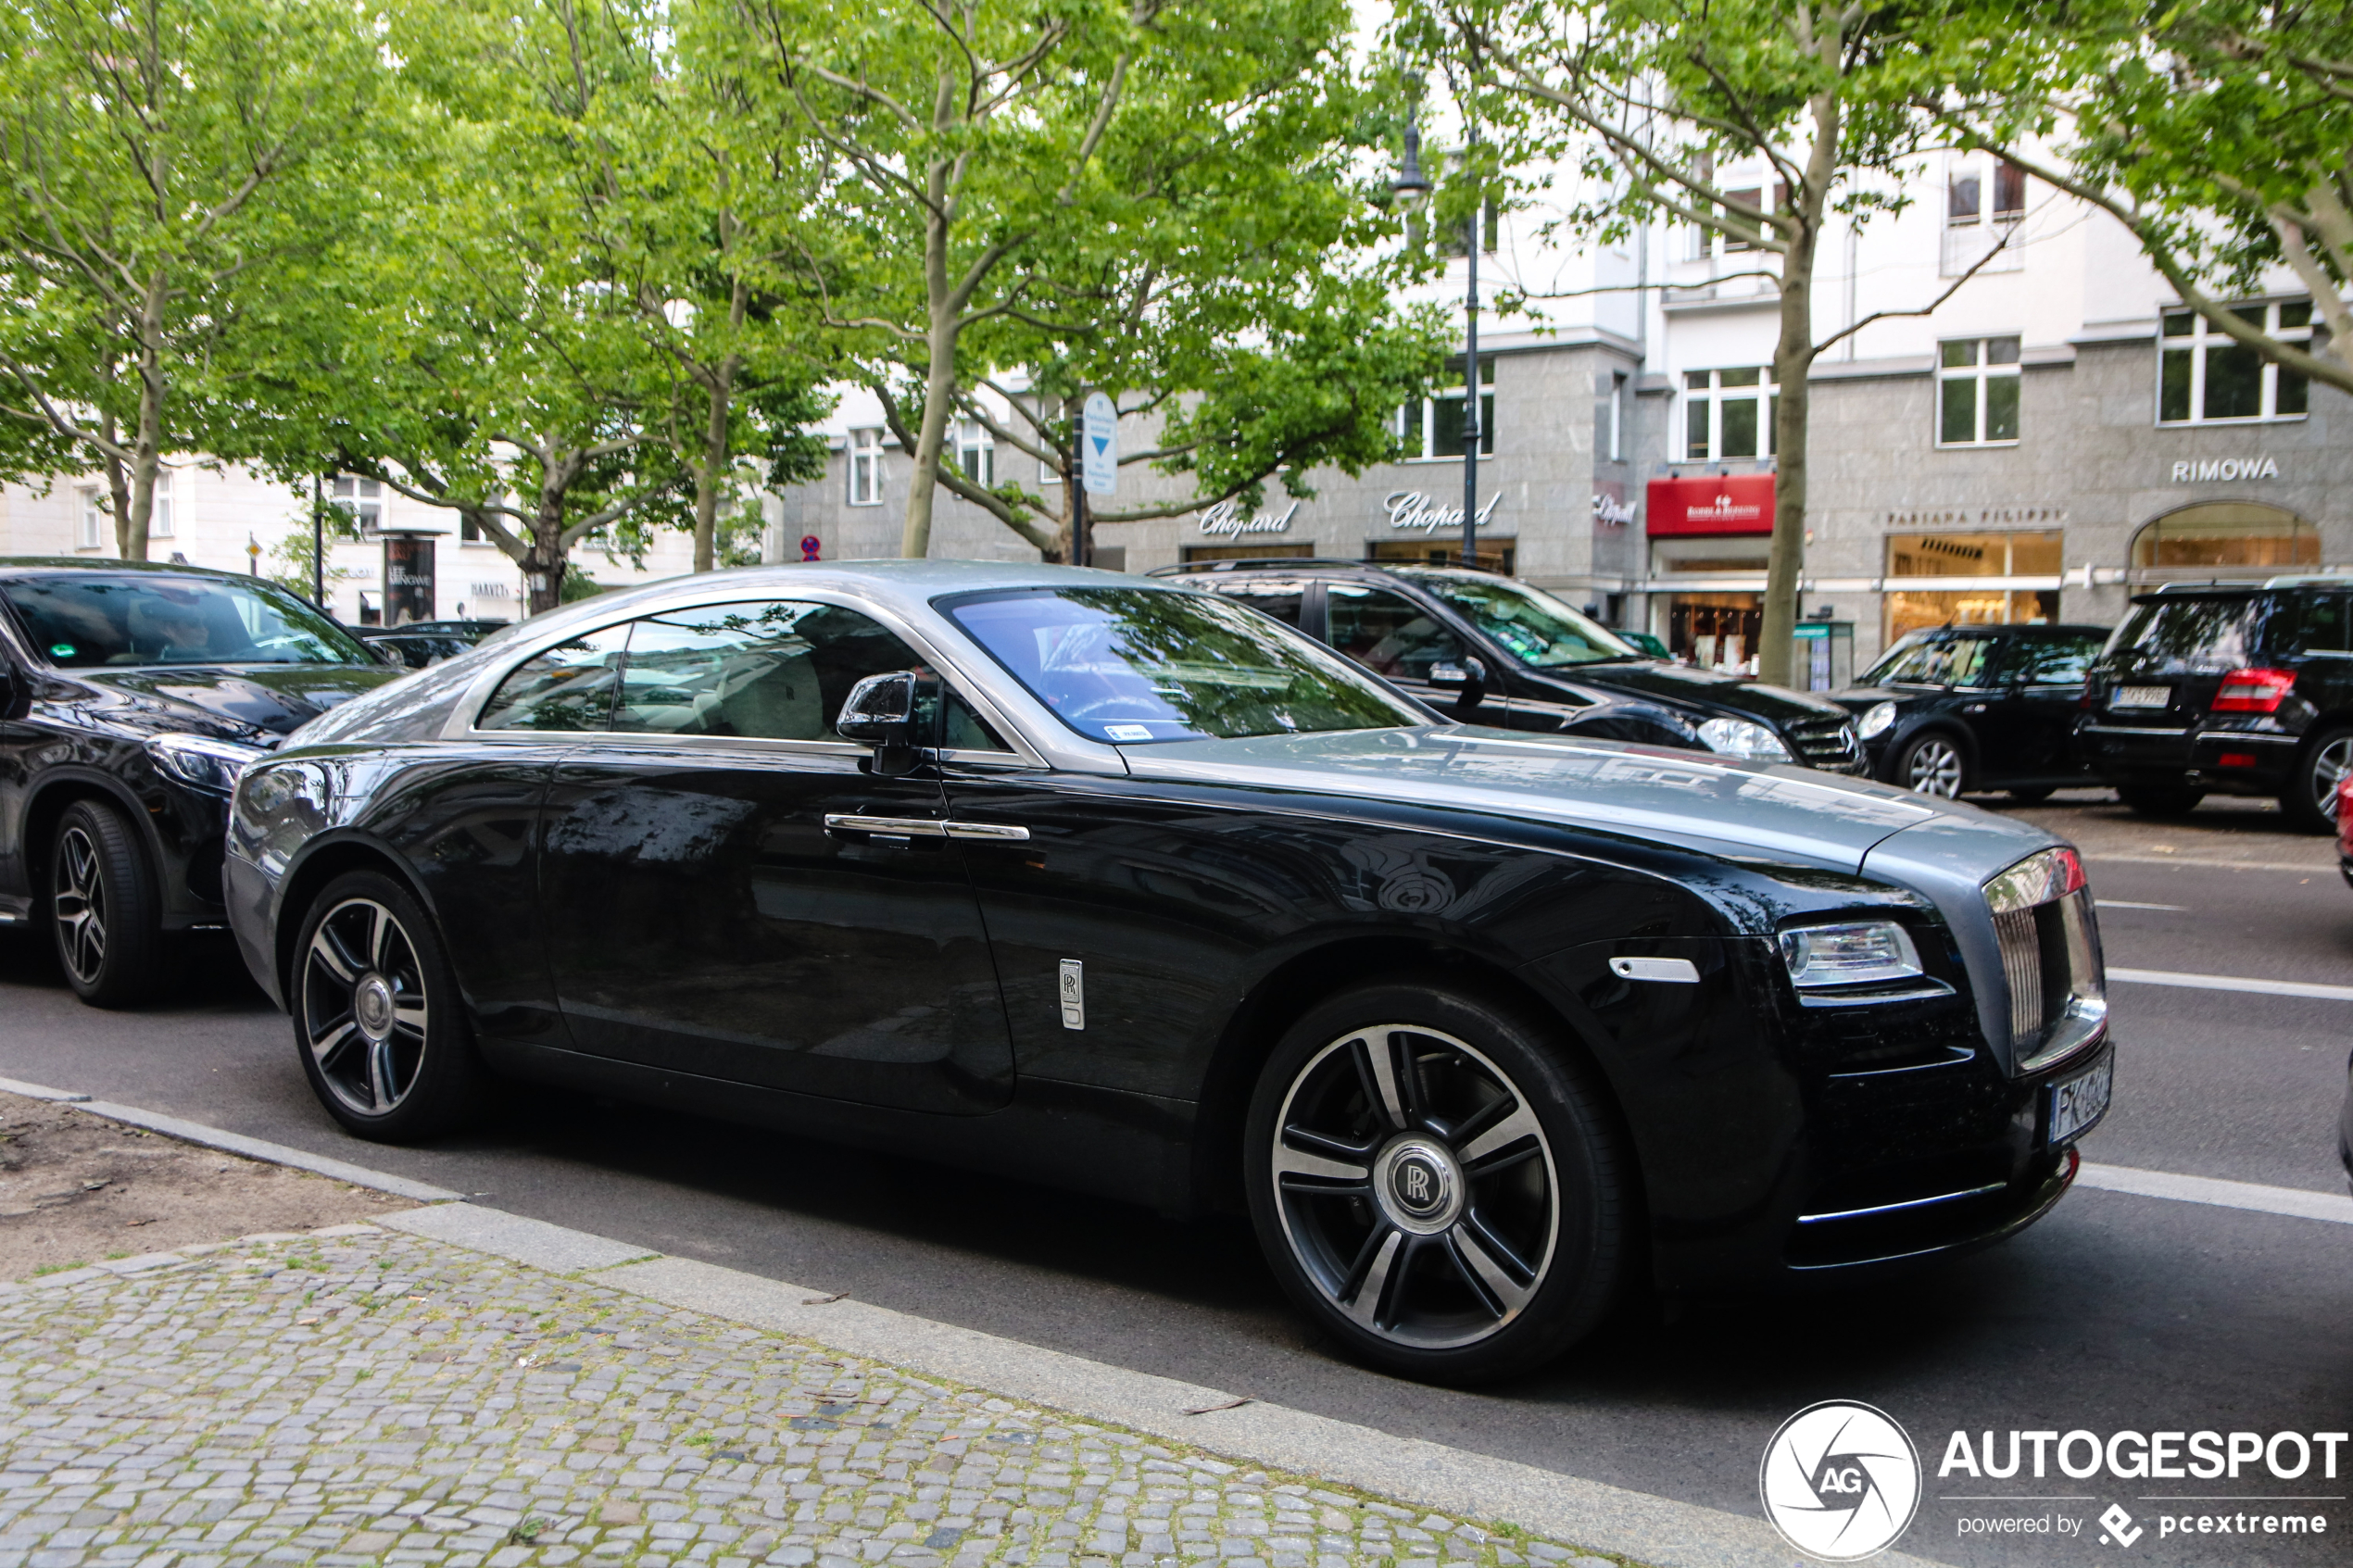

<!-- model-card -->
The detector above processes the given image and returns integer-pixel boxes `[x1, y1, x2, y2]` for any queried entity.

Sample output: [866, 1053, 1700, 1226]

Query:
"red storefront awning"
[1645, 473, 1776, 536]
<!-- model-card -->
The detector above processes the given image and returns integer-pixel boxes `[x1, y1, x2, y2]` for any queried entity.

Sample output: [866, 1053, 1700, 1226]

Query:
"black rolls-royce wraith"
[225, 561, 2113, 1383]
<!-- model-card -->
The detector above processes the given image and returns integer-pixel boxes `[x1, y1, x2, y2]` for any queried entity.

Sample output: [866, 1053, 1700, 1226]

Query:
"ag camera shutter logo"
[1760, 1400, 1922, 1561]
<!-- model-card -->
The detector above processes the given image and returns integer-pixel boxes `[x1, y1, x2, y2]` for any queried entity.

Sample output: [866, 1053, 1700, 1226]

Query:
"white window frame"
[954, 418, 994, 486]
[1942, 154, 2027, 276]
[2158, 300, 2313, 426]
[77, 486, 105, 550]
[148, 470, 175, 538]
[1607, 371, 1627, 462]
[1399, 360, 1496, 462]
[1681, 368, 1779, 462]
[847, 428, 884, 506]
[1935, 337, 2023, 447]
[330, 474, 384, 532]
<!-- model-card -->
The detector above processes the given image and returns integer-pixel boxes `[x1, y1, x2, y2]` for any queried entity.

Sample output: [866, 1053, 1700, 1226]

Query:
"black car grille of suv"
[1790, 715, 1865, 772]
[1993, 886, 2103, 1070]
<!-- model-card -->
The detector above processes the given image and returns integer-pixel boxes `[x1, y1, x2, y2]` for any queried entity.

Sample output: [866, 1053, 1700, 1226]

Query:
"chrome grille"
[1991, 885, 2105, 1070]
[1791, 717, 1865, 773]
[1994, 908, 2044, 1047]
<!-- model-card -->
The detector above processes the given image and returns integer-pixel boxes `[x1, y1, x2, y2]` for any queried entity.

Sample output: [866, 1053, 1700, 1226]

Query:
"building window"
[329, 475, 383, 531]
[1943, 156, 2027, 275]
[1884, 530, 2062, 644]
[2158, 301, 2311, 424]
[954, 419, 994, 485]
[2131, 503, 2318, 580]
[1690, 183, 1783, 259]
[1682, 368, 1777, 461]
[1937, 337, 2022, 445]
[149, 471, 175, 538]
[1603, 371, 1628, 462]
[1400, 360, 1495, 460]
[847, 428, 884, 506]
[1437, 197, 1501, 257]
[77, 487, 105, 550]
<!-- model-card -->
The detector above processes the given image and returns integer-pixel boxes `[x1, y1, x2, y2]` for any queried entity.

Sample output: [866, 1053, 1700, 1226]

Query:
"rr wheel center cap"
[354, 973, 396, 1043]
[1371, 1136, 1465, 1235]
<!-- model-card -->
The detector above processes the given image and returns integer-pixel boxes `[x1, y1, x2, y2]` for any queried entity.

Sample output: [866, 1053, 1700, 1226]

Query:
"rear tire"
[2119, 784, 2206, 818]
[1243, 980, 1627, 1386]
[47, 798, 164, 1009]
[2281, 727, 2353, 835]
[290, 871, 488, 1141]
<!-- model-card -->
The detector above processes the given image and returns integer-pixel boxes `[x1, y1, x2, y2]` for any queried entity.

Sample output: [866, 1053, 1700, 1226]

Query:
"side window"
[612, 599, 932, 742]
[929, 685, 1012, 753]
[2008, 637, 2095, 685]
[1326, 584, 1463, 682]
[2286, 595, 2353, 655]
[477, 624, 629, 731]
[1202, 578, 1306, 627]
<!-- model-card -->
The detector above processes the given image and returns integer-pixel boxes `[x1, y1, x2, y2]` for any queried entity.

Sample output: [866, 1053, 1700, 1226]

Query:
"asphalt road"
[3, 792, 2348, 1568]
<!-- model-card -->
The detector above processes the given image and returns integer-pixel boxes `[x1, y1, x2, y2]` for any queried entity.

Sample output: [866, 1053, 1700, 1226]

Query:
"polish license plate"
[2112, 685, 2171, 709]
[2049, 1055, 2112, 1145]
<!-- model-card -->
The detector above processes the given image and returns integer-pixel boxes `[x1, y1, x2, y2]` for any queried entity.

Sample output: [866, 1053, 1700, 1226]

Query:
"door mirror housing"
[837, 671, 920, 746]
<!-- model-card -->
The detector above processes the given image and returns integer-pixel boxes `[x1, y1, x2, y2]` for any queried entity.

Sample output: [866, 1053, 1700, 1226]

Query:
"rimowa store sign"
[1645, 473, 1776, 536]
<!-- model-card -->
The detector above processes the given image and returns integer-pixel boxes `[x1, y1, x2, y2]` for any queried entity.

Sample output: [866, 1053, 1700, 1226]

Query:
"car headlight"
[145, 733, 271, 795]
[1857, 700, 1897, 739]
[1696, 717, 1793, 762]
[1780, 921, 1925, 989]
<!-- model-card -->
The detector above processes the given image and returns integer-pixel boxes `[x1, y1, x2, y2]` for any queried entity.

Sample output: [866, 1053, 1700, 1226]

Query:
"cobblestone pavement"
[0, 1225, 1626, 1568]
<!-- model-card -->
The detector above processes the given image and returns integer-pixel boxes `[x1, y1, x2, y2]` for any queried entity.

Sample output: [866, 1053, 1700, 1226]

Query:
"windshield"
[943, 585, 1427, 744]
[1399, 571, 1637, 668]
[1863, 635, 1993, 687]
[2108, 596, 2276, 671]
[0, 573, 373, 669]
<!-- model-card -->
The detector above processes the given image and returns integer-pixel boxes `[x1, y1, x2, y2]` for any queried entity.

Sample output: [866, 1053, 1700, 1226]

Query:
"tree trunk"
[524, 494, 569, 614]
[693, 353, 737, 573]
[901, 189, 960, 559]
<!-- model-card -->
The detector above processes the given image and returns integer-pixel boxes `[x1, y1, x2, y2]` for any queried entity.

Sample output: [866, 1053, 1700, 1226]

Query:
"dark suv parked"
[1831, 623, 2108, 801]
[2082, 578, 2353, 831]
[1155, 559, 1864, 771]
[0, 558, 403, 1006]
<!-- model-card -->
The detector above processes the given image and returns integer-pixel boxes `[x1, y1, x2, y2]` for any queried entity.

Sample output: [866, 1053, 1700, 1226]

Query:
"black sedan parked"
[226, 561, 2111, 1383]
[1832, 623, 2109, 800]
[358, 618, 510, 670]
[1155, 559, 1866, 773]
[0, 558, 404, 1006]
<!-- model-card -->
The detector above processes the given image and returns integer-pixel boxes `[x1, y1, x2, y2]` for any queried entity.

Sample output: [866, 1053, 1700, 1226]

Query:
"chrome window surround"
[435, 582, 1117, 774]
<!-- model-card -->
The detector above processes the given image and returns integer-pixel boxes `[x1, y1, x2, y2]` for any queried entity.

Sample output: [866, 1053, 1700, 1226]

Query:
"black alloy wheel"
[1893, 731, 1967, 798]
[47, 798, 164, 1009]
[2282, 726, 2353, 835]
[2118, 784, 2206, 818]
[1245, 982, 1625, 1384]
[293, 871, 487, 1140]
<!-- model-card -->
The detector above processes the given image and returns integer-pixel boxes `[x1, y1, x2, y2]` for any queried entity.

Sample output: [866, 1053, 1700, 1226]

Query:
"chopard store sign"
[1198, 499, 1299, 536]
[1386, 491, 1503, 533]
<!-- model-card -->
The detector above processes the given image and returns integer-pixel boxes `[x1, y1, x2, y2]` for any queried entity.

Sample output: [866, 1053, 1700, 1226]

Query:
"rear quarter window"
[2108, 597, 2279, 671]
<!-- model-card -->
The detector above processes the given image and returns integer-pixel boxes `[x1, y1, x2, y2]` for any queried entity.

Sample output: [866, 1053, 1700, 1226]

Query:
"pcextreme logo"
[1760, 1400, 1923, 1561]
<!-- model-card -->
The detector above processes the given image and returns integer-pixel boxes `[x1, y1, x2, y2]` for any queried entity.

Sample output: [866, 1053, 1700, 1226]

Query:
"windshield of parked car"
[1396, 571, 1639, 668]
[1, 573, 373, 669]
[1862, 634, 1994, 687]
[943, 585, 1428, 744]
[2106, 596, 2277, 671]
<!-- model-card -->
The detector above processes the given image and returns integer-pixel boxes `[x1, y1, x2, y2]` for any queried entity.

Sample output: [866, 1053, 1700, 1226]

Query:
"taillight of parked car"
[2339, 776, 2353, 855]
[2211, 668, 2297, 713]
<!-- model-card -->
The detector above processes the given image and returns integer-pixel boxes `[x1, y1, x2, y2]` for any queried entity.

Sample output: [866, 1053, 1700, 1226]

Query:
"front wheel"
[291, 871, 488, 1141]
[1892, 731, 1968, 798]
[2282, 727, 2353, 835]
[1244, 983, 1627, 1385]
[48, 798, 165, 1009]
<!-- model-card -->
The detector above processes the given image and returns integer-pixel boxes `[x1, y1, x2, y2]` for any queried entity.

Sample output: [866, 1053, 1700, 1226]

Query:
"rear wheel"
[291, 871, 488, 1141]
[2282, 727, 2353, 835]
[1893, 731, 1967, 798]
[2118, 784, 2206, 817]
[1244, 982, 1626, 1385]
[47, 799, 164, 1009]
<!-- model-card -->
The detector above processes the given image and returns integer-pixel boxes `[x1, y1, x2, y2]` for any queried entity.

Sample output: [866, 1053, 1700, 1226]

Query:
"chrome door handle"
[822, 814, 1030, 842]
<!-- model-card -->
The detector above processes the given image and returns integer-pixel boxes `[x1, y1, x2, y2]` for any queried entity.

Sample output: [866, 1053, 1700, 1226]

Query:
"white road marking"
[2109, 966, 2353, 1002]
[2078, 1162, 2353, 1226]
[2096, 899, 2186, 911]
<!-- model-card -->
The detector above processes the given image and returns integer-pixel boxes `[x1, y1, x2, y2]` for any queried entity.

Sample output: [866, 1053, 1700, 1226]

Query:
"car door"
[532, 597, 1014, 1114]
[1980, 633, 2099, 782]
[1323, 581, 1513, 723]
[0, 623, 34, 918]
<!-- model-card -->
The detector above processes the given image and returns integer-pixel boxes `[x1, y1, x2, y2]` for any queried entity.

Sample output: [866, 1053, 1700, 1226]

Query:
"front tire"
[291, 871, 487, 1141]
[2282, 727, 2353, 835]
[1892, 731, 1968, 798]
[48, 799, 164, 1009]
[1244, 982, 1627, 1385]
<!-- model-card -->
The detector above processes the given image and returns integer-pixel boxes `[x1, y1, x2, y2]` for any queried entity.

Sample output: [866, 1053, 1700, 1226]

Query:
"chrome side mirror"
[837, 671, 919, 745]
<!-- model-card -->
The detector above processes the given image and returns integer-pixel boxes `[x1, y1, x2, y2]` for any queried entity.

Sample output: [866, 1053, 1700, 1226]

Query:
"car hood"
[1122, 726, 2050, 875]
[1829, 685, 1911, 712]
[1530, 661, 1851, 726]
[69, 664, 404, 739]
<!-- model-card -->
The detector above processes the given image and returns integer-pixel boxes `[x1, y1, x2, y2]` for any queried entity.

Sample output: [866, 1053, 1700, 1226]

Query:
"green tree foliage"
[711, 0, 1442, 560]
[0, 0, 382, 558]
[1417, 0, 1981, 686]
[1941, 0, 2353, 396]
